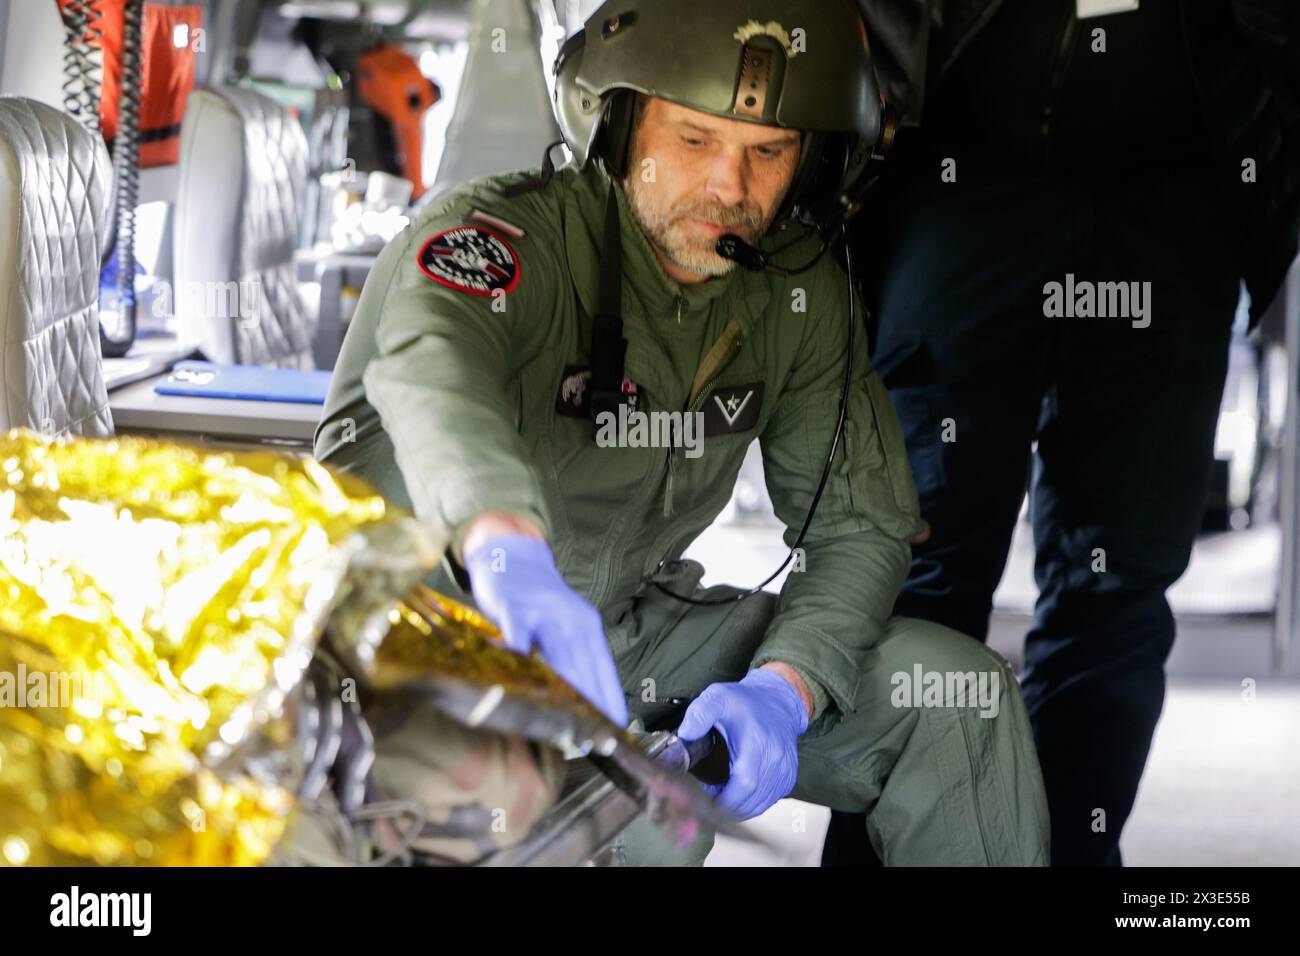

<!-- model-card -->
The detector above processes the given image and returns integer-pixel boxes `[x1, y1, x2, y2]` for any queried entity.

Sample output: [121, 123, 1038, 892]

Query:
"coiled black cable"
[101, 0, 144, 358]
[58, 0, 103, 135]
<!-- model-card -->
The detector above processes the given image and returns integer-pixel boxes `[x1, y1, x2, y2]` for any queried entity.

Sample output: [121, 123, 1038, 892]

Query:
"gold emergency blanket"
[0, 429, 440, 866]
[380, 586, 593, 709]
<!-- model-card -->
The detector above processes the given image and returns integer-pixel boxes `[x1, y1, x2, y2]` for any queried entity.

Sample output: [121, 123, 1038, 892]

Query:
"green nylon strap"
[686, 315, 744, 410]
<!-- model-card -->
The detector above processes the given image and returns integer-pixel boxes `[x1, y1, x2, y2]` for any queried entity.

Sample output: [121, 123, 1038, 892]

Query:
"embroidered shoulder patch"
[416, 225, 520, 296]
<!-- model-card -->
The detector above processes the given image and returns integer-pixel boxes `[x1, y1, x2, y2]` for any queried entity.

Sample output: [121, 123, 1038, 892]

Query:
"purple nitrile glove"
[464, 533, 628, 727]
[675, 668, 809, 821]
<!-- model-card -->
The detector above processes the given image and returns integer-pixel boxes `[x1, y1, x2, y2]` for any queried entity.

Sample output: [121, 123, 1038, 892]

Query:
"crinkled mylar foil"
[373, 586, 595, 712]
[0, 429, 442, 866]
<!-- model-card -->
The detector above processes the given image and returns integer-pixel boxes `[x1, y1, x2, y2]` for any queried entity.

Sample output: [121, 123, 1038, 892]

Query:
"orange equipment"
[356, 44, 440, 198]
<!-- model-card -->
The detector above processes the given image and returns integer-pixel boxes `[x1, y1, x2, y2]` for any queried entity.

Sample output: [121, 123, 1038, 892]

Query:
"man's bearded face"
[621, 95, 802, 282]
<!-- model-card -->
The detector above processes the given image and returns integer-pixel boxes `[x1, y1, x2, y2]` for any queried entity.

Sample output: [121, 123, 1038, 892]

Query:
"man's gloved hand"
[463, 533, 628, 727]
[675, 668, 810, 821]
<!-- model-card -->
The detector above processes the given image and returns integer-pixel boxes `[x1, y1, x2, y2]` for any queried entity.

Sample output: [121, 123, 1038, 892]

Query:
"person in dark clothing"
[824, 0, 1300, 866]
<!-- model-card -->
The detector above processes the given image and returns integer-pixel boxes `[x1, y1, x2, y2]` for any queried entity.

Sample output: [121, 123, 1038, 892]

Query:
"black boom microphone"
[714, 224, 839, 277]
[715, 233, 768, 271]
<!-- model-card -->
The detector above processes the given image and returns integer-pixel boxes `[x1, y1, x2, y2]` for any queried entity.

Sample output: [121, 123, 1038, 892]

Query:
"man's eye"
[755, 145, 784, 158]
[681, 137, 704, 147]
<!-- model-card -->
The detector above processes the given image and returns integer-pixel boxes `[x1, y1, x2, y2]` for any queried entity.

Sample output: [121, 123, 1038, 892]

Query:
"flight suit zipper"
[663, 296, 685, 516]
[662, 316, 744, 517]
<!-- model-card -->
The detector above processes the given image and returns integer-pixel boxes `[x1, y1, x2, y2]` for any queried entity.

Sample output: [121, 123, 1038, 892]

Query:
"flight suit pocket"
[516, 351, 557, 438]
[519, 349, 583, 470]
[847, 372, 923, 537]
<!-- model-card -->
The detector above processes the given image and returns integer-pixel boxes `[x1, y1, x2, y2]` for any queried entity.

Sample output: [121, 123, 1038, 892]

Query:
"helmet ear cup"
[553, 28, 611, 171]
[551, 38, 634, 179]
[593, 89, 637, 179]
[775, 130, 829, 226]
[788, 132, 868, 227]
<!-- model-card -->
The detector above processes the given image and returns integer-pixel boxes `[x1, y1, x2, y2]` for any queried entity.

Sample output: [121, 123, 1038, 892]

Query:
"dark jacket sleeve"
[1229, 0, 1300, 116]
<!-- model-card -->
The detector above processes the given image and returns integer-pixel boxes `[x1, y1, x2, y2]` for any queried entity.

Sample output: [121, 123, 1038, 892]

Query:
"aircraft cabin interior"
[0, 0, 1297, 883]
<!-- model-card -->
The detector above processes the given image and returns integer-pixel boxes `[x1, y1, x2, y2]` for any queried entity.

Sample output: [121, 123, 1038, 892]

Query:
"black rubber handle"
[683, 729, 720, 769]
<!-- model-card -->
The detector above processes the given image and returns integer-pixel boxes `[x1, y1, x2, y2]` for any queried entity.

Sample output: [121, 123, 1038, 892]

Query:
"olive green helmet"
[551, 0, 890, 229]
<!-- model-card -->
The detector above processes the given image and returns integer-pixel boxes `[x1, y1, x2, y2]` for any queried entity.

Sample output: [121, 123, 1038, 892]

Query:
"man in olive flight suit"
[315, 0, 1049, 865]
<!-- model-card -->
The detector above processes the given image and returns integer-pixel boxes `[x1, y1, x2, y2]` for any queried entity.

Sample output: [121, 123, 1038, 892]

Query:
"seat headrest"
[0, 96, 114, 437]
[173, 86, 314, 369]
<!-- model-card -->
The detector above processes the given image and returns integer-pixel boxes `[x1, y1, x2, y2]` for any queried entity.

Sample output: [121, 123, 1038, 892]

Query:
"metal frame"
[1275, 251, 1300, 675]
[0, 0, 11, 91]
[481, 731, 709, 866]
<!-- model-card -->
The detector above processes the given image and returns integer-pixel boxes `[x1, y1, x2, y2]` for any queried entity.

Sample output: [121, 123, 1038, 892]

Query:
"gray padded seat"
[0, 97, 114, 437]
[173, 86, 314, 368]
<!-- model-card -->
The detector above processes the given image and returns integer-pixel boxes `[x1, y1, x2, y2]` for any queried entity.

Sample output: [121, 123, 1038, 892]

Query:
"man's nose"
[703, 149, 749, 208]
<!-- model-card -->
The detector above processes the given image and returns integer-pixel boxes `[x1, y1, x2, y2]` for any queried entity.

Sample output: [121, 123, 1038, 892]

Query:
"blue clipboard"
[154, 361, 331, 405]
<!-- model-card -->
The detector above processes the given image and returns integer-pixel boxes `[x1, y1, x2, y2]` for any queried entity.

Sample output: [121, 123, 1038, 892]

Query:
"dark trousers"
[824, 158, 1240, 866]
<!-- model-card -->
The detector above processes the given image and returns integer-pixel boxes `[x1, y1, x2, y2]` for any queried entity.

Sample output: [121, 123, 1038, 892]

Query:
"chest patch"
[703, 382, 765, 437]
[416, 225, 520, 296]
[555, 365, 641, 418]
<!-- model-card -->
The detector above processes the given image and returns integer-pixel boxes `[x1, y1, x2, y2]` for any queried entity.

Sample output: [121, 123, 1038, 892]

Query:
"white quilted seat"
[0, 97, 114, 438]
[173, 86, 314, 368]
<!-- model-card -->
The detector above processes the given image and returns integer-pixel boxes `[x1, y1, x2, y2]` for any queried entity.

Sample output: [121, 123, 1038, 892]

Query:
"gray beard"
[621, 174, 770, 279]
